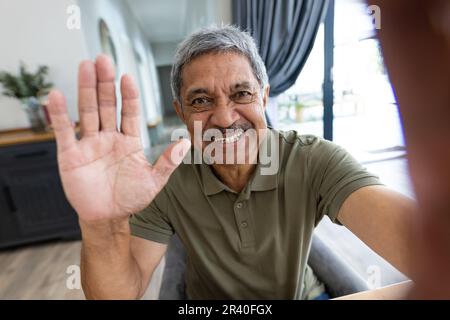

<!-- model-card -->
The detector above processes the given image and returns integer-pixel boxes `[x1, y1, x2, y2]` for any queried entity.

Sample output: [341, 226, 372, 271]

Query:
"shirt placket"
[233, 195, 255, 249]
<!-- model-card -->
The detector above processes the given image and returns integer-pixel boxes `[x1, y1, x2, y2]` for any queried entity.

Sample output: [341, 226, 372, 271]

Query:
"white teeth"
[214, 129, 244, 144]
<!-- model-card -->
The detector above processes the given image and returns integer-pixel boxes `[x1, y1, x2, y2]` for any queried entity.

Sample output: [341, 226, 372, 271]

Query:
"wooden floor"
[0, 240, 164, 299]
[0, 155, 411, 299]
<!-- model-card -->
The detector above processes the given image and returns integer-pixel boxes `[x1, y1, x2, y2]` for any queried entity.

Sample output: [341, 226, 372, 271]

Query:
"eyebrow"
[232, 81, 254, 91]
[186, 88, 210, 101]
[185, 81, 256, 101]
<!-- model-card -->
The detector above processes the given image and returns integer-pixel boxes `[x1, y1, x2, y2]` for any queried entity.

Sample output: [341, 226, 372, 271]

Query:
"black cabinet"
[0, 141, 80, 249]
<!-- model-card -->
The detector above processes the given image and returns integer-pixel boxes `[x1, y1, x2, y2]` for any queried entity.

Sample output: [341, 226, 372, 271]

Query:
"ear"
[262, 85, 270, 110]
[173, 100, 186, 123]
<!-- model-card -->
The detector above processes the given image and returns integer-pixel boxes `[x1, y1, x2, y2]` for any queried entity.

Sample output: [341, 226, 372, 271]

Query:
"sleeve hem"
[129, 222, 172, 245]
[328, 177, 384, 225]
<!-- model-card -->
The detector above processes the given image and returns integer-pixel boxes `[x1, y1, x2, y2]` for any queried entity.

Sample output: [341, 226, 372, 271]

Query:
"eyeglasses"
[183, 90, 260, 112]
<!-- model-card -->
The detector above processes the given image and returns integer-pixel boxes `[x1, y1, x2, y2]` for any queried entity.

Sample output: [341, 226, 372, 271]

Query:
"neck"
[211, 163, 256, 193]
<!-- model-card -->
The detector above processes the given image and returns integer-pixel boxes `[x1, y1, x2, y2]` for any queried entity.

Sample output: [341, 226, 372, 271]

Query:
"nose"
[209, 98, 239, 129]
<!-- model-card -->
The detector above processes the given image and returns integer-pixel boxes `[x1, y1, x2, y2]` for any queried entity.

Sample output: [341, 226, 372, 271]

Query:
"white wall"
[152, 42, 179, 67]
[0, 0, 89, 129]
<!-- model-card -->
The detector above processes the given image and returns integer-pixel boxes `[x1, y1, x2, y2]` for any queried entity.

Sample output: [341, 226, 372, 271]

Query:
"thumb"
[153, 138, 191, 181]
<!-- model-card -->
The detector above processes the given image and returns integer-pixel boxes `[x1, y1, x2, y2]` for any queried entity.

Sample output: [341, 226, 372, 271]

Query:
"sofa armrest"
[159, 234, 187, 300]
[308, 233, 370, 298]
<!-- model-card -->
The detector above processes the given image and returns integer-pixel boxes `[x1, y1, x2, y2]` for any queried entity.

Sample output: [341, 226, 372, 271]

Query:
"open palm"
[48, 55, 190, 222]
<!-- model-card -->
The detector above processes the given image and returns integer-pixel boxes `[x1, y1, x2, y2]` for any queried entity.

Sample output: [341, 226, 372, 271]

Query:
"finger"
[96, 54, 117, 132]
[47, 90, 77, 152]
[78, 60, 99, 137]
[120, 74, 141, 137]
[153, 139, 191, 183]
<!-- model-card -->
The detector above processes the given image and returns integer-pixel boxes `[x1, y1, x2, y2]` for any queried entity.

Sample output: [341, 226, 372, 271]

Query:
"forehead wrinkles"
[181, 53, 258, 97]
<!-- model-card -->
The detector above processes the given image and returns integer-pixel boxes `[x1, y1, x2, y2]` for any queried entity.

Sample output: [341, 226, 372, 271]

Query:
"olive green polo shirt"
[129, 129, 382, 299]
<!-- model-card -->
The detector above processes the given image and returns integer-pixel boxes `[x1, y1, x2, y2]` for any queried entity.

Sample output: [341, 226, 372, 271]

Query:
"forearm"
[79, 218, 143, 299]
[339, 186, 420, 279]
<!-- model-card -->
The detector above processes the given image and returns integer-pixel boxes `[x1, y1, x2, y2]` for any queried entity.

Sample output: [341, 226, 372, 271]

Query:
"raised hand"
[47, 55, 190, 223]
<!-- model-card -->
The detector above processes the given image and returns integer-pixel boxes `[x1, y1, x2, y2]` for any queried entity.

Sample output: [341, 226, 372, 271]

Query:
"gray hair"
[170, 25, 269, 103]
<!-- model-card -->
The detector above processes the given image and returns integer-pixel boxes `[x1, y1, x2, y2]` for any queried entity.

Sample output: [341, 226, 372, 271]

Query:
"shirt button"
[236, 202, 243, 209]
[241, 221, 248, 228]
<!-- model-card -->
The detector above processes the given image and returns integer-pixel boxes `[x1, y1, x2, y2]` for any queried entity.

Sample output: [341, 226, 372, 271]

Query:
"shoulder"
[271, 129, 349, 177]
[275, 128, 319, 146]
[273, 128, 340, 160]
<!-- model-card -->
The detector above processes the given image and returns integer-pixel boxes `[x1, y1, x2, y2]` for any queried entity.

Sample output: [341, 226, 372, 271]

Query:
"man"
[48, 26, 417, 299]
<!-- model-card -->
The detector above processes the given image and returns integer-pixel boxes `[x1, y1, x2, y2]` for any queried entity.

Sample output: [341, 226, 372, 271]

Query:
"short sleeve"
[129, 188, 174, 244]
[307, 138, 384, 225]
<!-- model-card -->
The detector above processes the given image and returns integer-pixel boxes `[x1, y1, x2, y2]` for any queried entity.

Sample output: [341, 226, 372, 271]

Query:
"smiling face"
[173, 51, 270, 165]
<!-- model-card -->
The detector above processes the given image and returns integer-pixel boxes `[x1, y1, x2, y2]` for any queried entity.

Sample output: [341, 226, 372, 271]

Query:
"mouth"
[211, 129, 244, 144]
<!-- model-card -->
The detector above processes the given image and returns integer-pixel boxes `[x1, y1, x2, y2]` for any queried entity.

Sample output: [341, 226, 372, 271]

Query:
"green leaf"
[0, 63, 53, 99]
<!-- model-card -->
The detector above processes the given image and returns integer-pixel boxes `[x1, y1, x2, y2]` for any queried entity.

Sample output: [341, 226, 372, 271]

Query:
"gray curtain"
[233, 0, 329, 97]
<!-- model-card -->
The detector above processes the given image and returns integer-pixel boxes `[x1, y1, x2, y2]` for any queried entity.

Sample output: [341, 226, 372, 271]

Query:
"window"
[275, 0, 405, 157]
[275, 24, 324, 138]
[333, 0, 404, 154]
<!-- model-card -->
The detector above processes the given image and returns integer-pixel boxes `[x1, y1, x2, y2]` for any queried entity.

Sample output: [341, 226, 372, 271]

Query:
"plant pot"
[22, 97, 47, 132]
[295, 107, 304, 123]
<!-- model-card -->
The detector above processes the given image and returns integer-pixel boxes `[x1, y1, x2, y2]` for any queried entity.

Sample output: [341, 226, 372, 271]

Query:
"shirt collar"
[200, 162, 233, 195]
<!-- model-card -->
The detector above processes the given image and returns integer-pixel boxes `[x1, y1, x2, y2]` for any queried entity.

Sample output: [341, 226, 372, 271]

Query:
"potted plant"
[295, 101, 306, 123]
[0, 63, 53, 132]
